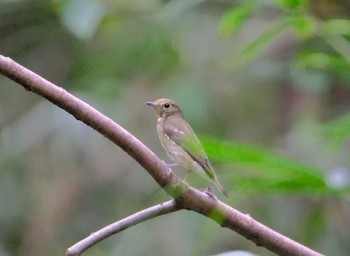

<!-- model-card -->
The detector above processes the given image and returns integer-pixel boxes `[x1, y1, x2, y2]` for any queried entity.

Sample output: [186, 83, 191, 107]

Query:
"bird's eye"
[164, 103, 170, 109]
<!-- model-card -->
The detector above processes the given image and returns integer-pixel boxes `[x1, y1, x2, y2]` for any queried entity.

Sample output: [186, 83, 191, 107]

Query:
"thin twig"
[66, 200, 178, 256]
[0, 55, 325, 256]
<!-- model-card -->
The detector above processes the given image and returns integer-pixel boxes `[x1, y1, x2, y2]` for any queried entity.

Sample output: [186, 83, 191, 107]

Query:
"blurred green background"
[1, 0, 350, 255]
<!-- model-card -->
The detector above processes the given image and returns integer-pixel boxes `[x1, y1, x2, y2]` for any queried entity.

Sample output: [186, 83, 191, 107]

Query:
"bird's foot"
[163, 161, 178, 175]
[163, 161, 179, 175]
[203, 187, 217, 200]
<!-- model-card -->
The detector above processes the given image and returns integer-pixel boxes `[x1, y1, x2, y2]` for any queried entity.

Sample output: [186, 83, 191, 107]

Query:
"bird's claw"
[204, 187, 217, 200]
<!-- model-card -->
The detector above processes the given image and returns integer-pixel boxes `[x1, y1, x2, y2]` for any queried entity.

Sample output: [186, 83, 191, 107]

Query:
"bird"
[146, 98, 228, 197]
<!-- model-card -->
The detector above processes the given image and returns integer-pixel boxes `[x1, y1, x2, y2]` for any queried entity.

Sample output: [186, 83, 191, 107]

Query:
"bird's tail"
[214, 176, 228, 197]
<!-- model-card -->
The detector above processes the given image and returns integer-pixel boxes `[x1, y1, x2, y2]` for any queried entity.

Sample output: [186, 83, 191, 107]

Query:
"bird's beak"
[145, 101, 156, 107]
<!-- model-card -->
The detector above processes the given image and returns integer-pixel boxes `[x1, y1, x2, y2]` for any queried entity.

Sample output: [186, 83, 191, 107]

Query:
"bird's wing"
[163, 116, 215, 179]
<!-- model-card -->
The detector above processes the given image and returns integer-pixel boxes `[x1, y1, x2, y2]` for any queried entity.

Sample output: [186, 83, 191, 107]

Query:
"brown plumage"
[146, 98, 228, 197]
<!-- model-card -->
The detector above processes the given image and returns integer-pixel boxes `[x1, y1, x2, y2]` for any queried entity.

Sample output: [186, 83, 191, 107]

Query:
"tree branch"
[66, 200, 179, 256]
[0, 55, 324, 256]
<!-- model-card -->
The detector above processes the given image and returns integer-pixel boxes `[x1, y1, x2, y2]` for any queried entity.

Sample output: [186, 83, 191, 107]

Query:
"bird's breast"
[157, 122, 184, 161]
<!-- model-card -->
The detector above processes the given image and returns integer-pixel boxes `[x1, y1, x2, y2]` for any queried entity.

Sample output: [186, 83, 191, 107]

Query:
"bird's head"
[146, 98, 183, 118]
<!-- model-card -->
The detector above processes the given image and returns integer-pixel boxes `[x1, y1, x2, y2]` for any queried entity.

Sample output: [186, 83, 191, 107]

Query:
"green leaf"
[291, 15, 316, 38]
[275, 0, 309, 10]
[201, 137, 332, 195]
[218, 2, 259, 36]
[324, 19, 350, 36]
[297, 52, 350, 71]
[322, 114, 350, 148]
[298, 52, 334, 69]
[297, 52, 350, 82]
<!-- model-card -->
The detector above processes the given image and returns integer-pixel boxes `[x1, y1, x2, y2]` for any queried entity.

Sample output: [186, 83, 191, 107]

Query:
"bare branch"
[66, 200, 178, 256]
[0, 55, 324, 256]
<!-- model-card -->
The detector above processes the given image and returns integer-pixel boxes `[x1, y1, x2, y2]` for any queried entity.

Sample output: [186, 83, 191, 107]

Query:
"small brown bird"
[146, 98, 228, 196]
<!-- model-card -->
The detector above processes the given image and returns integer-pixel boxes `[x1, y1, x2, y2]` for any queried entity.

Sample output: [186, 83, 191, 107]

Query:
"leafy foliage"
[202, 136, 332, 195]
